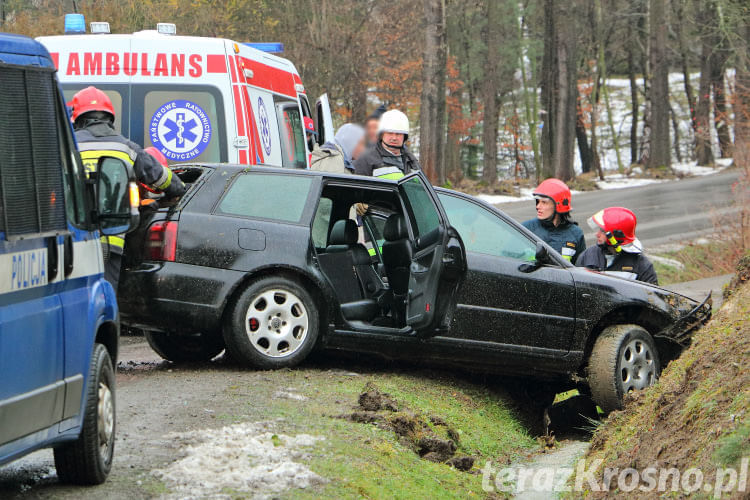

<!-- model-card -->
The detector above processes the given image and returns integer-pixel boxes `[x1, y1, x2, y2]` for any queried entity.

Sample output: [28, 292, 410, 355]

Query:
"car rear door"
[397, 174, 466, 336]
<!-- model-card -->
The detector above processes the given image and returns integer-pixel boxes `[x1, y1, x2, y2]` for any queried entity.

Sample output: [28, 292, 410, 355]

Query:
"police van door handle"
[46, 236, 58, 282]
[64, 235, 74, 277]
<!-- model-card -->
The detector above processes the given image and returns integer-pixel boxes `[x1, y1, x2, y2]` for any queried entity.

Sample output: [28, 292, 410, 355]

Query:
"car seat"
[381, 214, 412, 323]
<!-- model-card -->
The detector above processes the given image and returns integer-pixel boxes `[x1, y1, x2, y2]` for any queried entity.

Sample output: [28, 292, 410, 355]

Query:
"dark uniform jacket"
[75, 121, 185, 198]
[522, 218, 586, 263]
[353, 142, 421, 178]
[576, 246, 659, 285]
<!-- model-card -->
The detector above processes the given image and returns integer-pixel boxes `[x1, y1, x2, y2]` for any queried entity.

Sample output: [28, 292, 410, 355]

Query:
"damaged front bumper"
[656, 292, 713, 347]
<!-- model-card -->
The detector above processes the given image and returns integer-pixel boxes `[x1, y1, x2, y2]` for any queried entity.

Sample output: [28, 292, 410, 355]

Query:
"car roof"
[183, 163, 406, 185]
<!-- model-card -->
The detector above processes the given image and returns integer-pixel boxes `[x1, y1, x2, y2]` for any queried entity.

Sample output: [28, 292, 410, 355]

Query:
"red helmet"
[588, 207, 637, 246]
[68, 86, 115, 122]
[303, 116, 317, 136]
[145, 147, 169, 168]
[533, 178, 572, 213]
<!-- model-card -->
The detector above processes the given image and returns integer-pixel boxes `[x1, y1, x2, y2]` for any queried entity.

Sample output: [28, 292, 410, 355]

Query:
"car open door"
[315, 93, 334, 146]
[397, 174, 466, 336]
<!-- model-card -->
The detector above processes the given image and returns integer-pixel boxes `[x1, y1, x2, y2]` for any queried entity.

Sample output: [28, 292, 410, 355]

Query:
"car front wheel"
[53, 343, 115, 485]
[587, 324, 660, 413]
[223, 276, 319, 369]
[145, 331, 225, 362]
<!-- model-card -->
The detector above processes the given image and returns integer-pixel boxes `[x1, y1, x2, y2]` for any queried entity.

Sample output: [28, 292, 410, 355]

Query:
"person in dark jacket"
[522, 178, 586, 263]
[364, 104, 387, 147]
[354, 109, 420, 179]
[69, 86, 186, 290]
[576, 207, 658, 285]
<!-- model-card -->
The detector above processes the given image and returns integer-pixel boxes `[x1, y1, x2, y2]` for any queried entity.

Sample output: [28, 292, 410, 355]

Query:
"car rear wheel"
[145, 331, 225, 362]
[223, 276, 319, 369]
[588, 324, 660, 413]
[53, 344, 115, 485]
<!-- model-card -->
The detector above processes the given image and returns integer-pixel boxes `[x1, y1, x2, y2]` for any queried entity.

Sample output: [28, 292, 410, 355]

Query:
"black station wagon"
[120, 165, 711, 412]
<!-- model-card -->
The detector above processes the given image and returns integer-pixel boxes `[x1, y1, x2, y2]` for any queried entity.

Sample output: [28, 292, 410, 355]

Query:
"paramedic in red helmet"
[353, 109, 421, 179]
[69, 86, 186, 289]
[576, 207, 658, 285]
[522, 178, 586, 263]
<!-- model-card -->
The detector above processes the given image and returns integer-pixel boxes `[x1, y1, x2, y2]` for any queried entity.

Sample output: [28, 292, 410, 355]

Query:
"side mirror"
[519, 241, 551, 273]
[96, 156, 140, 236]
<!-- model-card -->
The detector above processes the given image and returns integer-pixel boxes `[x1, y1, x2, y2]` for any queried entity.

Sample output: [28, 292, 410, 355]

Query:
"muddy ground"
[0, 336, 573, 499]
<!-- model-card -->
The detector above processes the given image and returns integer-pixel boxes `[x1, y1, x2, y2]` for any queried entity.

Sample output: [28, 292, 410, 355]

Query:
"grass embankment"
[651, 240, 738, 285]
[573, 268, 749, 498]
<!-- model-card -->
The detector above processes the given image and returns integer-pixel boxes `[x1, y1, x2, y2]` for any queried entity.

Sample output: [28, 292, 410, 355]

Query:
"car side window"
[438, 193, 537, 261]
[217, 173, 313, 223]
[400, 176, 440, 238]
[311, 197, 333, 248]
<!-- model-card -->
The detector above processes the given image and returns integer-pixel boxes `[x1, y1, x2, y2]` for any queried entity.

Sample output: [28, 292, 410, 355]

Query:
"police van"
[39, 18, 334, 169]
[0, 33, 139, 484]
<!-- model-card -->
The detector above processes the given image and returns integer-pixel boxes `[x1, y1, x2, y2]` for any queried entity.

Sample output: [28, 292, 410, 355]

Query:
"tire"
[588, 324, 660, 413]
[53, 344, 115, 485]
[145, 331, 225, 362]
[223, 276, 319, 369]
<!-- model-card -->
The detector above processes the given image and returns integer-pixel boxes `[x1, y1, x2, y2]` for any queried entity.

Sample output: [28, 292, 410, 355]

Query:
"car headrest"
[329, 219, 358, 246]
[384, 214, 408, 241]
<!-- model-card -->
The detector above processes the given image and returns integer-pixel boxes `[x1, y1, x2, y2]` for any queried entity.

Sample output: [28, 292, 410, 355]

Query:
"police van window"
[63, 86, 125, 134]
[218, 173, 313, 224]
[141, 88, 225, 164]
[57, 92, 88, 227]
[275, 99, 306, 168]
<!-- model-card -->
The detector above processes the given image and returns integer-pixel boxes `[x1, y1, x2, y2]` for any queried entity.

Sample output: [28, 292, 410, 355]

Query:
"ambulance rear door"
[129, 34, 232, 165]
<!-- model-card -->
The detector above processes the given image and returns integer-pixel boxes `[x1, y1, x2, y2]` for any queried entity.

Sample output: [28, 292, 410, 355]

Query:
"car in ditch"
[119, 165, 711, 412]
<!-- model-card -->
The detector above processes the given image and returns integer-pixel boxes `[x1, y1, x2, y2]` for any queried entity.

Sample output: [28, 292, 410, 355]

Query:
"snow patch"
[273, 390, 308, 401]
[672, 160, 730, 176]
[152, 422, 325, 498]
[595, 174, 664, 190]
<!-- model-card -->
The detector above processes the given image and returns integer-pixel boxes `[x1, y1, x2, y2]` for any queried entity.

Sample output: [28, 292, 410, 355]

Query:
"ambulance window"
[141, 89, 225, 164]
[300, 95, 312, 119]
[275, 100, 306, 169]
[62, 87, 125, 134]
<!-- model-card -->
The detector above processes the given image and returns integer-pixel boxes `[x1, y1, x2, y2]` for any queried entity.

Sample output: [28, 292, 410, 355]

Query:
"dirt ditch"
[341, 382, 476, 471]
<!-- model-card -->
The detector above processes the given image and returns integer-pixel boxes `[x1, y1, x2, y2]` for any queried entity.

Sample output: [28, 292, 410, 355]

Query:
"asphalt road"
[496, 170, 740, 248]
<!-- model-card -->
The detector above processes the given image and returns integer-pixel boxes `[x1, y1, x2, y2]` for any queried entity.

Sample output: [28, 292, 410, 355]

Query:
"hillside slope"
[574, 274, 749, 498]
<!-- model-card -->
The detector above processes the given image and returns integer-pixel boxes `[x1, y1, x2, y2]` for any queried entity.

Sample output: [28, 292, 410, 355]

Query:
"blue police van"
[0, 33, 138, 484]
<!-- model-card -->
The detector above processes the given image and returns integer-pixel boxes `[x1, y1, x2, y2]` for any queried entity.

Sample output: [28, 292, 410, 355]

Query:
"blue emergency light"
[64, 13, 86, 34]
[244, 42, 284, 53]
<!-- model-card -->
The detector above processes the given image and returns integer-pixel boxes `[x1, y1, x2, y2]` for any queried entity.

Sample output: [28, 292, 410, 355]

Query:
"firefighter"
[310, 123, 366, 174]
[353, 109, 421, 179]
[69, 86, 186, 290]
[577, 207, 658, 285]
[522, 178, 586, 263]
[364, 104, 386, 147]
[303, 116, 318, 157]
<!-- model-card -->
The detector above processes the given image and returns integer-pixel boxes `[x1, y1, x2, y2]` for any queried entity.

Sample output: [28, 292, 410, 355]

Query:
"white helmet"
[377, 109, 410, 140]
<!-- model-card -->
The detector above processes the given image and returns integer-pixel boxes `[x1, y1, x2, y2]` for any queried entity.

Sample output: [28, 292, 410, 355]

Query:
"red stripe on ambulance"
[205, 54, 227, 73]
[240, 57, 296, 97]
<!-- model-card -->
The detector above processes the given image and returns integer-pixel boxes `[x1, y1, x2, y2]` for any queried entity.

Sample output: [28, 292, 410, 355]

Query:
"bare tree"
[481, 0, 501, 184]
[420, 0, 447, 185]
[540, 0, 578, 180]
[645, 0, 670, 169]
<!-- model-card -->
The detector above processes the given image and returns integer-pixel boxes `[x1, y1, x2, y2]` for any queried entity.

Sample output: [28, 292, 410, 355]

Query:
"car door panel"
[449, 252, 576, 350]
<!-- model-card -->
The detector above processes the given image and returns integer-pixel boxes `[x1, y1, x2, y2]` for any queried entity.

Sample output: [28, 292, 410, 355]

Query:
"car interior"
[312, 183, 415, 330]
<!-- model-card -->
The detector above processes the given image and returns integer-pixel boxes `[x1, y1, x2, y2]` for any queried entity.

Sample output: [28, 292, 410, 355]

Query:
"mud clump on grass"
[340, 383, 475, 472]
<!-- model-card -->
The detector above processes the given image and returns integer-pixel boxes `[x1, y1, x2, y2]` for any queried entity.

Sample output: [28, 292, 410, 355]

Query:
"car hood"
[570, 266, 712, 345]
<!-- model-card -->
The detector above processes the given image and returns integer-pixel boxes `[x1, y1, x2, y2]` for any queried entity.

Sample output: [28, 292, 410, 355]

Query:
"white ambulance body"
[38, 30, 333, 168]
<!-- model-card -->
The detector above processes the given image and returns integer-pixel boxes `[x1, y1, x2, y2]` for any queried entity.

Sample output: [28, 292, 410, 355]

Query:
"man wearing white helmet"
[353, 109, 421, 179]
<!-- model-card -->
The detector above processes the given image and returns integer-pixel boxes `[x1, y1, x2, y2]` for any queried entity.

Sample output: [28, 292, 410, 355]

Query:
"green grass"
[232, 367, 536, 499]
[651, 240, 736, 285]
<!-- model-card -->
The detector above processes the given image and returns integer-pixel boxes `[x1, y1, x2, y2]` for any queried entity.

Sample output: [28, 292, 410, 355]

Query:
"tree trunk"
[735, 18, 750, 171]
[711, 45, 732, 158]
[576, 95, 593, 174]
[695, 2, 716, 166]
[540, 0, 577, 181]
[673, 0, 697, 140]
[645, 0, 670, 169]
[481, 0, 500, 184]
[638, 0, 652, 165]
[627, 15, 639, 166]
[419, 0, 447, 185]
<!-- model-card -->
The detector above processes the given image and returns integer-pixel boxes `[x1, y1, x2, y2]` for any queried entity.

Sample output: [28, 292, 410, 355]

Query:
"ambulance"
[38, 19, 333, 168]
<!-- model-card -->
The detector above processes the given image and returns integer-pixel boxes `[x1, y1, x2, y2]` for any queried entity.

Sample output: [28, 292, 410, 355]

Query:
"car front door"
[436, 192, 577, 352]
[397, 175, 466, 336]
